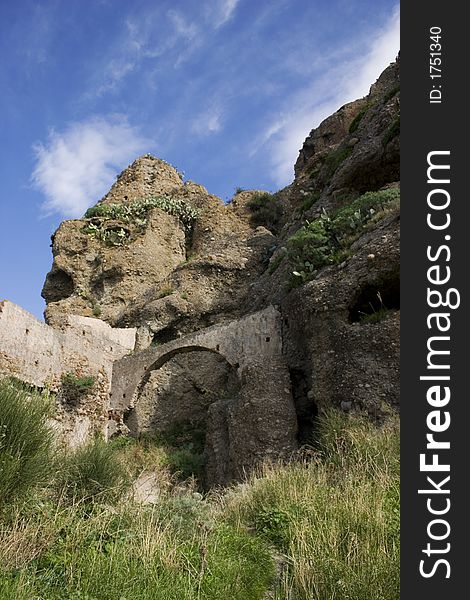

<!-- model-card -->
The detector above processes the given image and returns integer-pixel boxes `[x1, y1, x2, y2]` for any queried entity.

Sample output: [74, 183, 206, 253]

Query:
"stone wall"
[0, 300, 136, 447]
[0, 300, 135, 387]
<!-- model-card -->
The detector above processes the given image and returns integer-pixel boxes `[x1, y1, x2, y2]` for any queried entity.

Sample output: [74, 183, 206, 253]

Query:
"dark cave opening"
[349, 273, 400, 323]
[289, 368, 317, 445]
[152, 325, 180, 345]
[42, 268, 74, 302]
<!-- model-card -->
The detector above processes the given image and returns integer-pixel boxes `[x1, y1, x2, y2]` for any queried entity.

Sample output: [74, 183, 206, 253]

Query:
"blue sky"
[0, 0, 399, 320]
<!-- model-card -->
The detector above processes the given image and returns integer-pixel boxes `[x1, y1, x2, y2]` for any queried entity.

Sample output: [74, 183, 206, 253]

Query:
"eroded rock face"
[294, 59, 400, 196]
[43, 209, 187, 327]
[100, 154, 185, 204]
[43, 155, 275, 335]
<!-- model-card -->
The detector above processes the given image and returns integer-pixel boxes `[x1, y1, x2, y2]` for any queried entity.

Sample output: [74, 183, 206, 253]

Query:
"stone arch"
[125, 345, 240, 443]
[133, 344, 237, 404]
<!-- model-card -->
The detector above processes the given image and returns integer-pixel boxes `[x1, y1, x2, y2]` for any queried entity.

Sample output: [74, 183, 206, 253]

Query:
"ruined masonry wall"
[0, 300, 137, 448]
[0, 300, 136, 388]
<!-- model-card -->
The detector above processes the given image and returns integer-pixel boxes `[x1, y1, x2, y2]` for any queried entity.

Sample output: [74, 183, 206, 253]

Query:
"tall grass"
[0, 384, 399, 600]
[221, 410, 400, 600]
[0, 380, 54, 507]
[56, 436, 128, 504]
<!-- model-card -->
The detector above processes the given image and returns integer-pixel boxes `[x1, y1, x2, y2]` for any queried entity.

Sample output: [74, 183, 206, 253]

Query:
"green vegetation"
[383, 116, 400, 146]
[82, 196, 200, 246]
[61, 373, 96, 405]
[323, 145, 353, 180]
[57, 437, 128, 504]
[247, 191, 283, 232]
[0, 381, 399, 600]
[152, 421, 207, 481]
[359, 307, 397, 324]
[224, 410, 400, 599]
[156, 283, 175, 299]
[0, 380, 54, 507]
[301, 191, 320, 212]
[348, 106, 368, 134]
[383, 85, 400, 103]
[268, 252, 285, 274]
[288, 188, 400, 284]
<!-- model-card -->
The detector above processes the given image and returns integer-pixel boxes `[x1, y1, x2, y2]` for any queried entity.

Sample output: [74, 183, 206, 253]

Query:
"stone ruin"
[0, 300, 297, 486]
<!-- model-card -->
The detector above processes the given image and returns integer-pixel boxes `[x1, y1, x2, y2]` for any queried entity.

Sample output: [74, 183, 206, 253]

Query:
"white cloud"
[261, 5, 400, 187]
[32, 116, 150, 218]
[191, 107, 223, 136]
[206, 0, 240, 28]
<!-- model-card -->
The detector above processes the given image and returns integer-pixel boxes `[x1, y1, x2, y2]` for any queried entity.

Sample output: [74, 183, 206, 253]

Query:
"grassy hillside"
[0, 379, 399, 600]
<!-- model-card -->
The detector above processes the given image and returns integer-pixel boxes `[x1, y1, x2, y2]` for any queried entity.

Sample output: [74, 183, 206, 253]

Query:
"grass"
[222, 410, 400, 600]
[56, 436, 129, 504]
[358, 307, 397, 325]
[0, 383, 399, 600]
[0, 380, 54, 507]
[157, 283, 175, 299]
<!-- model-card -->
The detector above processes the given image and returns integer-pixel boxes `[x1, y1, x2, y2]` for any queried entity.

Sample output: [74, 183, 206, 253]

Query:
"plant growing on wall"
[61, 373, 96, 405]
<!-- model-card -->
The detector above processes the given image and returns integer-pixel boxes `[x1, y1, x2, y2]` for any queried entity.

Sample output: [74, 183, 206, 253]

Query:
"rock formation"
[2, 58, 400, 486]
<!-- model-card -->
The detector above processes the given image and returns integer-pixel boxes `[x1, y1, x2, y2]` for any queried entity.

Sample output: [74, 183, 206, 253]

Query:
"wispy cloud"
[258, 5, 400, 187]
[206, 0, 240, 28]
[32, 116, 150, 218]
[167, 9, 199, 41]
[191, 106, 223, 136]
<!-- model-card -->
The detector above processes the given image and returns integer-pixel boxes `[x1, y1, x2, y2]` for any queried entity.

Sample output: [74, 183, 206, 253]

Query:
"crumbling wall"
[0, 300, 136, 447]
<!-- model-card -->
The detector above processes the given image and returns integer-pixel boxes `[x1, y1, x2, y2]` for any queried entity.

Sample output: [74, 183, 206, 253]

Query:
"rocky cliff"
[39, 59, 400, 484]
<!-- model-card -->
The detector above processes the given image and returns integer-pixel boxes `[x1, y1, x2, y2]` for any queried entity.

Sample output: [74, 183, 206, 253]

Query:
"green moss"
[383, 116, 400, 146]
[348, 106, 368, 134]
[323, 145, 353, 179]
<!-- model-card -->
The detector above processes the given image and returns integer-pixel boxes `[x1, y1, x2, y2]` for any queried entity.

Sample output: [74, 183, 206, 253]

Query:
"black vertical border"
[401, 3, 468, 598]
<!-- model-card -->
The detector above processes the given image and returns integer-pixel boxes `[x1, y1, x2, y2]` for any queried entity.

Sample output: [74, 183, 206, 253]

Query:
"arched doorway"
[124, 347, 240, 483]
